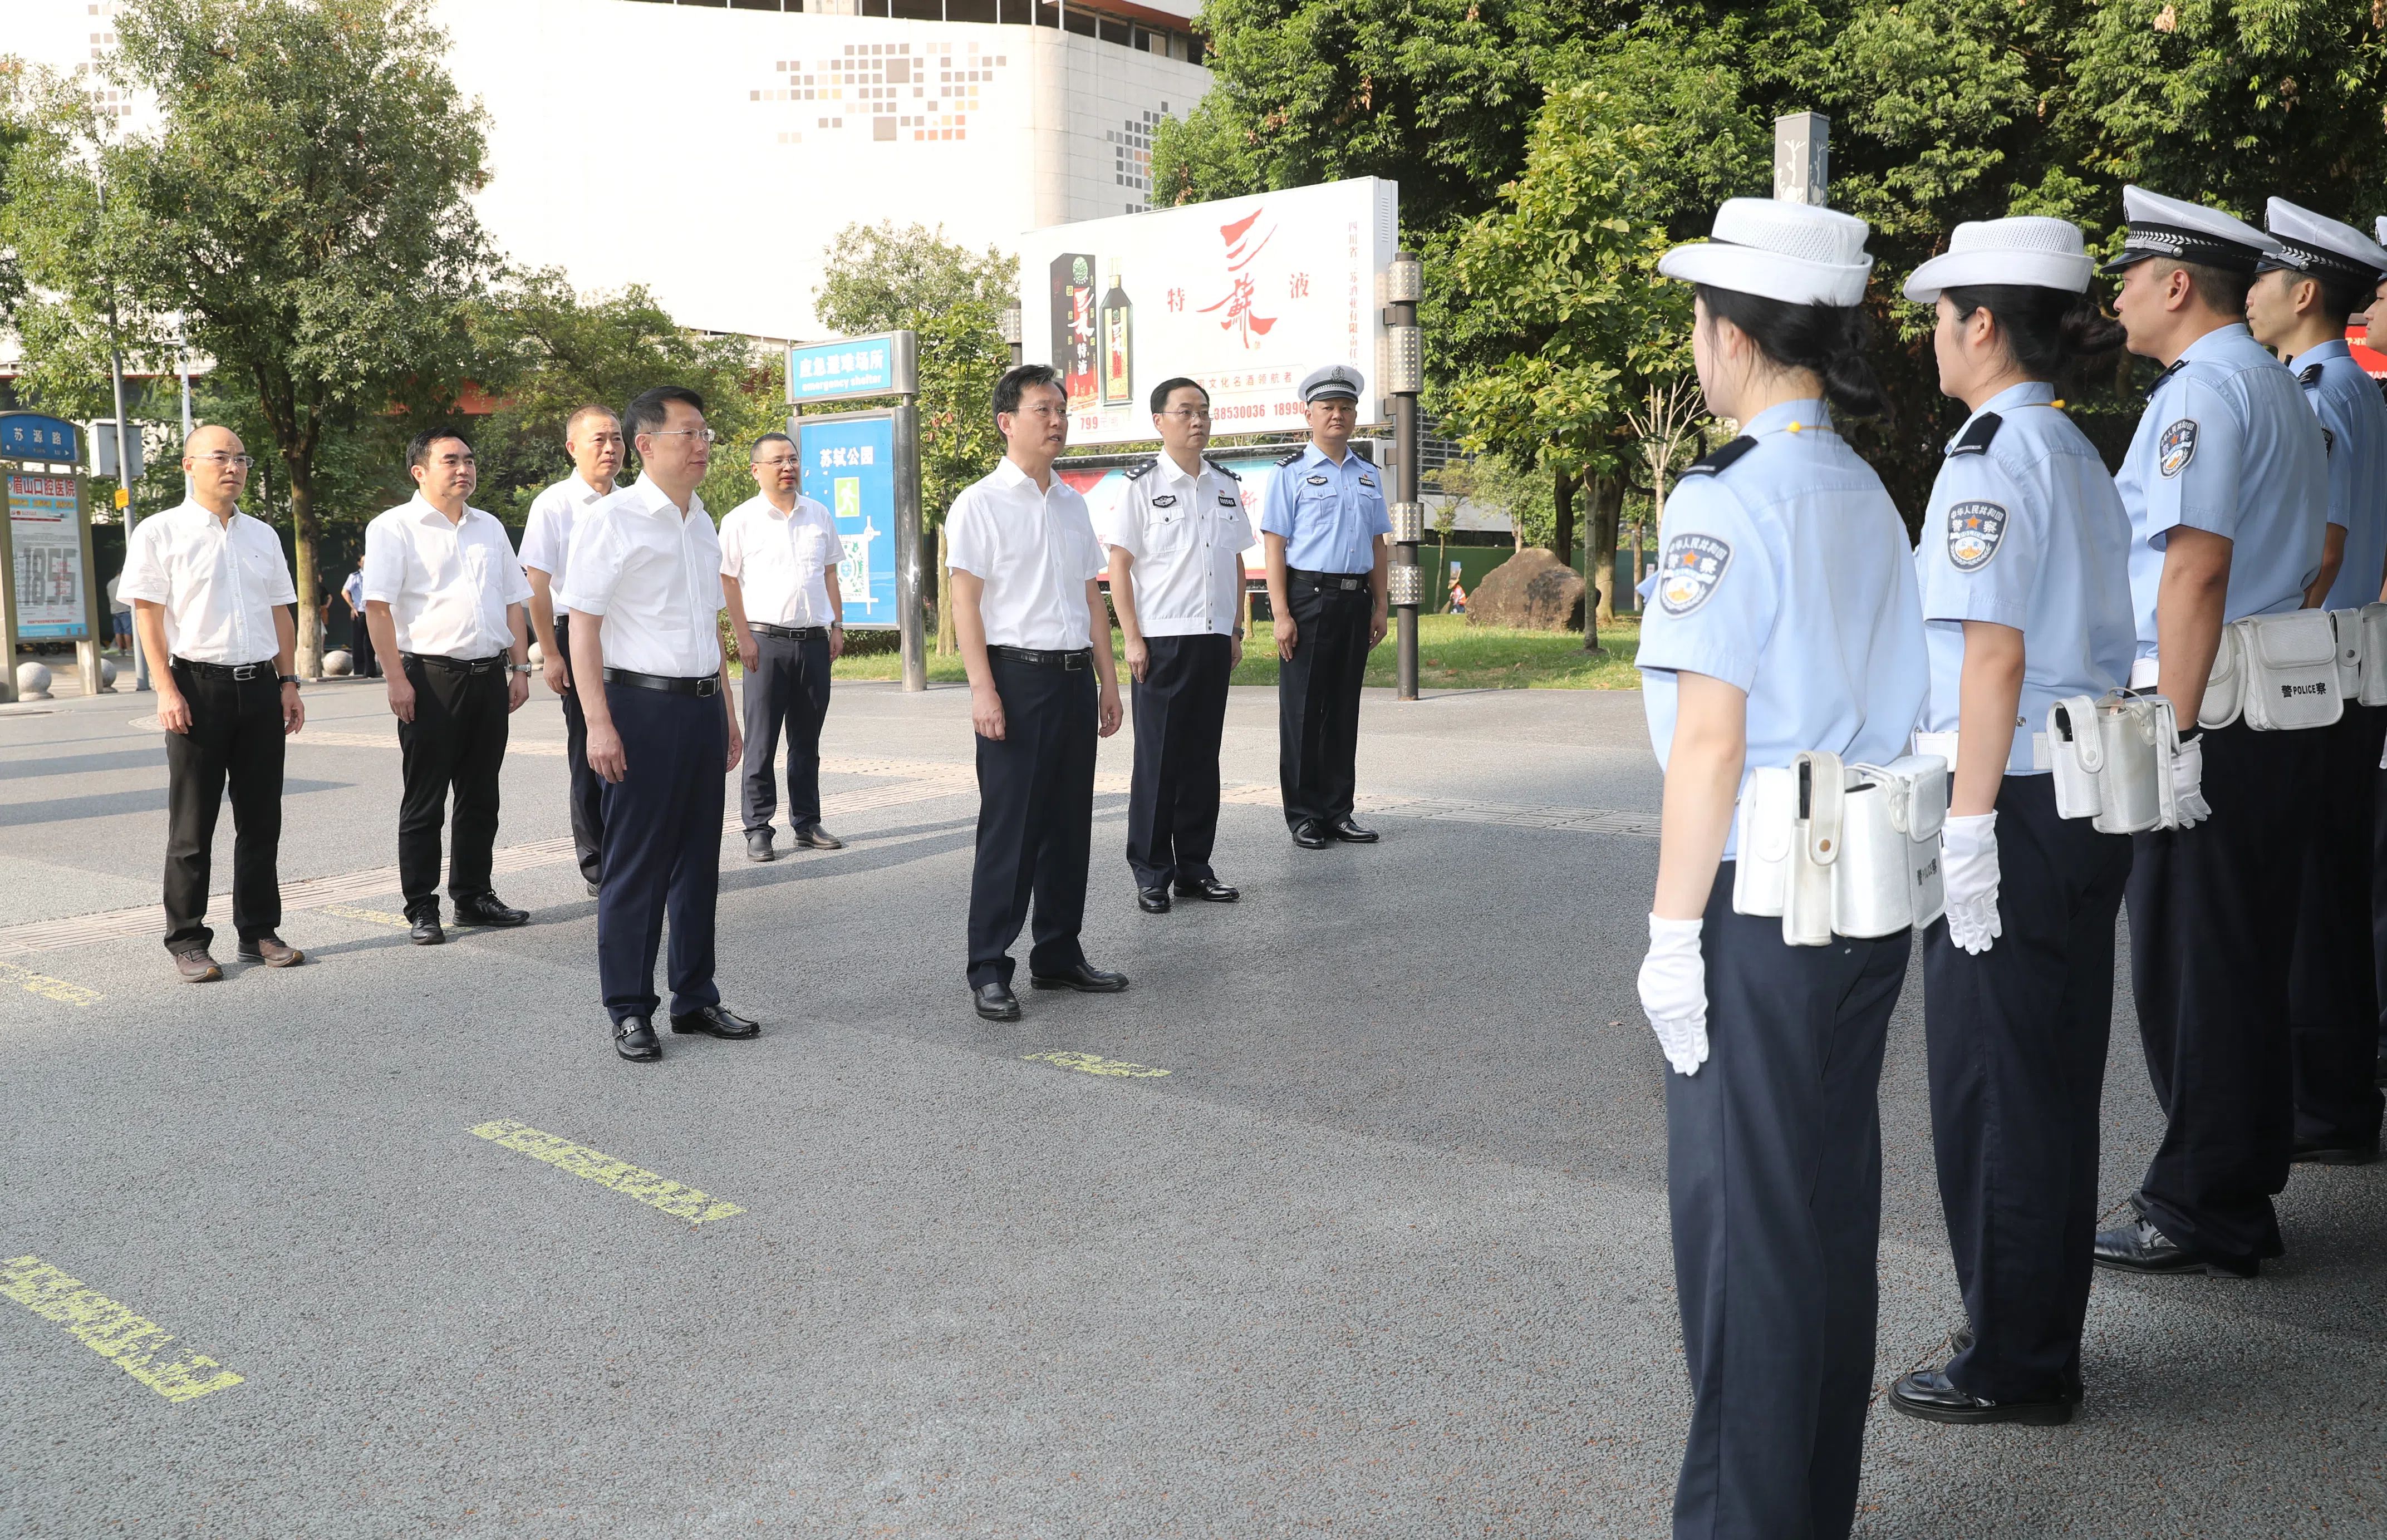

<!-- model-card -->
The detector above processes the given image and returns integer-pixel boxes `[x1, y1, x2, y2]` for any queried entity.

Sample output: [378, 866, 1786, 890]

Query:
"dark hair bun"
[1695, 284, 1887, 418]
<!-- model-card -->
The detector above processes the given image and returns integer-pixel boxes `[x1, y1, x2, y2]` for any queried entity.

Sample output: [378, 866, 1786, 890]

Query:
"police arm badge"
[1946, 500, 2008, 572]
[2158, 419, 2198, 478]
[1657, 533, 1732, 616]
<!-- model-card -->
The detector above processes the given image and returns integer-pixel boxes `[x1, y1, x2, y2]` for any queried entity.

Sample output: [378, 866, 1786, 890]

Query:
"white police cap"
[2104, 185, 2277, 274]
[1658, 198, 1875, 308]
[1904, 217, 2095, 303]
[1299, 364, 1363, 404]
[2258, 198, 2387, 285]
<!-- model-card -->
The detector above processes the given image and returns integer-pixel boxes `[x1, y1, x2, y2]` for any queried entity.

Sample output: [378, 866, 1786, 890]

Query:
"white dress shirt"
[361, 495, 532, 660]
[115, 500, 297, 665]
[945, 458, 1105, 650]
[1098, 454, 1254, 638]
[556, 477, 725, 678]
[517, 473, 612, 596]
[719, 491, 843, 627]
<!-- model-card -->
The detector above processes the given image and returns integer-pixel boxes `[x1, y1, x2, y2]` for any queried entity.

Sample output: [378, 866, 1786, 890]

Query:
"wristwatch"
[278, 673, 301, 688]
[510, 663, 534, 675]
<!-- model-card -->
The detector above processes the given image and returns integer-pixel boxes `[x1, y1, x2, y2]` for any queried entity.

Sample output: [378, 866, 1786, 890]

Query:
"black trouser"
[1669, 866, 1907, 1540]
[1126, 632, 1232, 889]
[2126, 717, 2319, 1267]
[554, 615, 604, 886]
[396, 655, 509, 916]
[2292, 704, 2386, 1148]
[347, 611, 379, 676]
[161, 663, 286, 953]
[740, 629, 833, 835]
[966, 652, 1094, 988]
[1278, 573, 1372, 829]
[1923, 775, 2131, 1404]
[597, 681, 725, 1024]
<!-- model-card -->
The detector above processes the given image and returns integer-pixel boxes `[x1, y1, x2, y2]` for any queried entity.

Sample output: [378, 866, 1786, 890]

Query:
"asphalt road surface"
[2, 674, 2380, 1538]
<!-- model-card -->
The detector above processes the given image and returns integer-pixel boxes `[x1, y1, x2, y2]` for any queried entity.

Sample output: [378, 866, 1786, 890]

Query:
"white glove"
[2169, 733, 2212, 829]
[1637, 914, 1710, 1076]
[1939, 812, 2001, 955]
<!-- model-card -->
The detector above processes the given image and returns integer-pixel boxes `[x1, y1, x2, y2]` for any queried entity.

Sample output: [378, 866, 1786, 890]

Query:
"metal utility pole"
[891, 383, 927, 693]
[1774, 113, 1830, 205]
[174, 311, 193, 494]
[1000, 302, 1024, 368]
[97, 177, 150, 693]
[1384, 250, 1425, 701]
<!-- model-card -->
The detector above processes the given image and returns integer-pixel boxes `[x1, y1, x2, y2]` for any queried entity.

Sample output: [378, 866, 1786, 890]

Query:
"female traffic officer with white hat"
[1886, 219, 2136, 1430]
[1635, 198, 1926, 1540]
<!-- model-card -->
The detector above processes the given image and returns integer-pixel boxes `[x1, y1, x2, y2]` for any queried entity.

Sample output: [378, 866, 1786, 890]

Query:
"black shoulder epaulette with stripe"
[1209, 459, 1240, 481]
[2300, 362, 2326, 388]
[1277, 447, 1308, 466]
[1679, 436, 1757, 478]
[1124, 459, 1157, 481]
[2143, 359, 2187, 398]
[1947, 412, 2003, 457]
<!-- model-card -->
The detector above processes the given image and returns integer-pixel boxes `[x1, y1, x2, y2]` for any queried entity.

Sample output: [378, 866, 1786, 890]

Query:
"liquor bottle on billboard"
[1101, 262, 1134, 407]
[1049, 252, 1097, 412]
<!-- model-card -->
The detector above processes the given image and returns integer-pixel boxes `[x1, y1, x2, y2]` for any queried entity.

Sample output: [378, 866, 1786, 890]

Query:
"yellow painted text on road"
[0, 962, 99, 1006]
[1023, 1051, 1172, 1078]
[1, 1256, 243, 1403]
[320, 904, 410, 928]
[469, 1120, 744, 1225]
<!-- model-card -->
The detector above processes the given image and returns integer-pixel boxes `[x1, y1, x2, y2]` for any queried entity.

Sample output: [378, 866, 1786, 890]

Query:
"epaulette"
[1277, 447, 1308, 467]
[1679, 436, 1757, 478]
[1947, 413, 2002, 457]
[2143, 359, 2187, 398]
[1209, 460, 1240, 481]
[1124, 459, 1157, 481]
[2300, 362, 2325, 389]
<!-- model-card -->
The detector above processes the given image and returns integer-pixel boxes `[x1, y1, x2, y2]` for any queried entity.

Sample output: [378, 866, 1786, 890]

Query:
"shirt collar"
[2179, 322, 2254, 366]
[2286, 336, 2354, 373]
[623, 476, 704, 520]
[1741, 398, 1833, 439]
[574, 474, 613, 504]
[167, 499, 242, 533]
[1302, 442, 1348, 468]
[1156, 452, 1203, 488]
[409, 493, 478, 528]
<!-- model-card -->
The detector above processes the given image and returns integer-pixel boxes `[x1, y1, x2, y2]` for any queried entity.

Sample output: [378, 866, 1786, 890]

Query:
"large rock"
[1467, 547, 1585, 632]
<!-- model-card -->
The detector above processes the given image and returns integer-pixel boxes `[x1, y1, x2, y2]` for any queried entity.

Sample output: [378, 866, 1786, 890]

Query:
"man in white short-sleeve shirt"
[947, 363, 1126, 1021]
[117, 424, 306, 981]
[517, 403, 623, 890]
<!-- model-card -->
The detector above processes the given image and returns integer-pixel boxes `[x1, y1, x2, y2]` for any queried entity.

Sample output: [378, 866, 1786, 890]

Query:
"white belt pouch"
[2234, 609, 2342, 731]
[2046, 692, 2179, 833]
[2359, 602, 2387, 707]
[1733, 751, 1944, 944]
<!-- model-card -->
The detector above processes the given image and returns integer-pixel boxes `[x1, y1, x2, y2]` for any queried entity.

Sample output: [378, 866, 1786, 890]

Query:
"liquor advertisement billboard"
[793, 412, 900, 629]
[1018, 178, 1401, 448]
[8, 473, 89, 640]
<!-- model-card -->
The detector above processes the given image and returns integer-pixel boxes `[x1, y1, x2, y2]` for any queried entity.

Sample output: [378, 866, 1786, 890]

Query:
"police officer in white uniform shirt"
[1637, 199, 1926, 1540]
[118, 425, 307, 982]
[1103, 376, 1252, 912]
[1885, 219, 2137, 1429]
[362, 426, 536, 946]
[517, 404, 623, 894]
[721, 430, 847, 863]
[2092, 186, 2331, 1280]
[1262, 364, 1392, 848]
[558, 385, 757, 1063]
[948, 363, 1127, 1022]
[2247, 200, 2387, 1168]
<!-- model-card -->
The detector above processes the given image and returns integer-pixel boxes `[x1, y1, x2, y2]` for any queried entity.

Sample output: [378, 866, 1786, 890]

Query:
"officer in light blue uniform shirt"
[1261, 364, 1392, 847]
[2093, 185, 2330, 1282]
[1882, 218, 2139, 1430]
[1635, 196, 1924, 1540]
[2247, 198, 2387, 1167]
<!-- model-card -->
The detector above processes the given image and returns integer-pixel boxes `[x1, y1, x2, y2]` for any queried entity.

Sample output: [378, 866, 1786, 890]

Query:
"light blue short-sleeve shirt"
[1259, 442, 1392, 574]
[2288, 338, 2387, 611]
[1638, 399, 1928, 857]
[1915, 382, 2137, 773]
[2115, 323, 2327, 658]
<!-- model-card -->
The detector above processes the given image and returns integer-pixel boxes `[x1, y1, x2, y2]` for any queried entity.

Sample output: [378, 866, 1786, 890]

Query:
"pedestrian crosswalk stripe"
[1, 1256, 243, 1403]
[1023, 1051, 1172, 1078]
[469, 1120, 745, 1225]
[0, 961, 99, 1006]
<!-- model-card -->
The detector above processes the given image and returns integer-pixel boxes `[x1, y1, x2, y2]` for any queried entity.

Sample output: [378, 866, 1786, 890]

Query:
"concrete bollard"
[15, 661, 53, 700]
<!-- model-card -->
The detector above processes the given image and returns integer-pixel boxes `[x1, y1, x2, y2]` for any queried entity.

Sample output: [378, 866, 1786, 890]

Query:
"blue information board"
[795, 414, 898, 629]
[787, 333, 911, 406]
[0, 413, 81, 464]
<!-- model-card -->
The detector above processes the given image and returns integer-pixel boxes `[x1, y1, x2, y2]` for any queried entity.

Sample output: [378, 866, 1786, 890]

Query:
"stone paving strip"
[1, 1255, 244, 1403]
[468, 1119, 745, 1226]
[0, 742, 1652, 962]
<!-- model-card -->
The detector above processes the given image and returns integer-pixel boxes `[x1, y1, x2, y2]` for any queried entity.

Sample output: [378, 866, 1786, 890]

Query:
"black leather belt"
[173, 657, 275, 681]
[1289, 568, 1369, 591]
[989, 645, 1092, 670]
[752, 623, 828, 641]
[404, 652, 506, 675]
[603, 667, 720, 697]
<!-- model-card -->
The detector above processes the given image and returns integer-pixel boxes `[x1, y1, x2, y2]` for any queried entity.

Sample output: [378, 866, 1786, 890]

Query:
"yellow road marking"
[0, 961, 100, 1006]
[469, 1120, 744, 1225]
[1022, 1051, 1172, 1078]
[1, 1256, 243, 1403]
[319, 903, 410, 928]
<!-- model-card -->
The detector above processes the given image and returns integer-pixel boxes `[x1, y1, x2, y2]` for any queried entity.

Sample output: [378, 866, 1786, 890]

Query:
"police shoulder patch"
[2158, 419, 2198, 478]
[1124, 459, 1158, 481]
[1679, 436, 1759, 479]
[1657, 532, 1733, 616]
[1946, 499, 2009, 572]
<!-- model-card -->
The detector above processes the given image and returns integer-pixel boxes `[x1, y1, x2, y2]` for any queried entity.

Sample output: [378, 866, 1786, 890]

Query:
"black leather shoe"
[1327, 817, 1379, 843]
[793, 824, 844, 850]
[1948, 1328, 2080, 1404]
[585, 879, 602, 898]
[1137, 885, 1172, 914]
[408, 911, 445, 946]
[2292, 1135, 2380, 1165]
[973, 981, 1021, 1021]
[671, 1003, 759, 1039]
[614, 1016, 661, 1061]
[745, 829, 777, 863]
[1888, 1366, 2072, 1426]
[2375, 1052, 2387, 1088]
[1172, 875, 1240, 902]
[2093, 1217, 2257, 1277]
[454, 893, 529, 927]
[1029, 963, 1130, 993]
[1291, 820, 1330, 849]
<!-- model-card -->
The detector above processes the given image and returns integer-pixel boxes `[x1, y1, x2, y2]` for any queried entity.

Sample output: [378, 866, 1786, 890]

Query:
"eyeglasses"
[191, 452, 255, 470]
[752, 455, 799, 470]
[648, 427, 716, 445]
[1159, 408, 1212, 421]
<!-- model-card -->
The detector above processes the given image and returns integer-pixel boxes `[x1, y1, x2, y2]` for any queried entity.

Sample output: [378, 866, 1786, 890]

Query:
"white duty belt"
[2136, 609, 2354, 731]
[1732, 751, 1947, 946]
[2045, 691, 2187, 833]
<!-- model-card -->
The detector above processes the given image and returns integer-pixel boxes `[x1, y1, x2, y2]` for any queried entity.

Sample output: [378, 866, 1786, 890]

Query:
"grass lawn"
[827, 612, 1644, 690]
